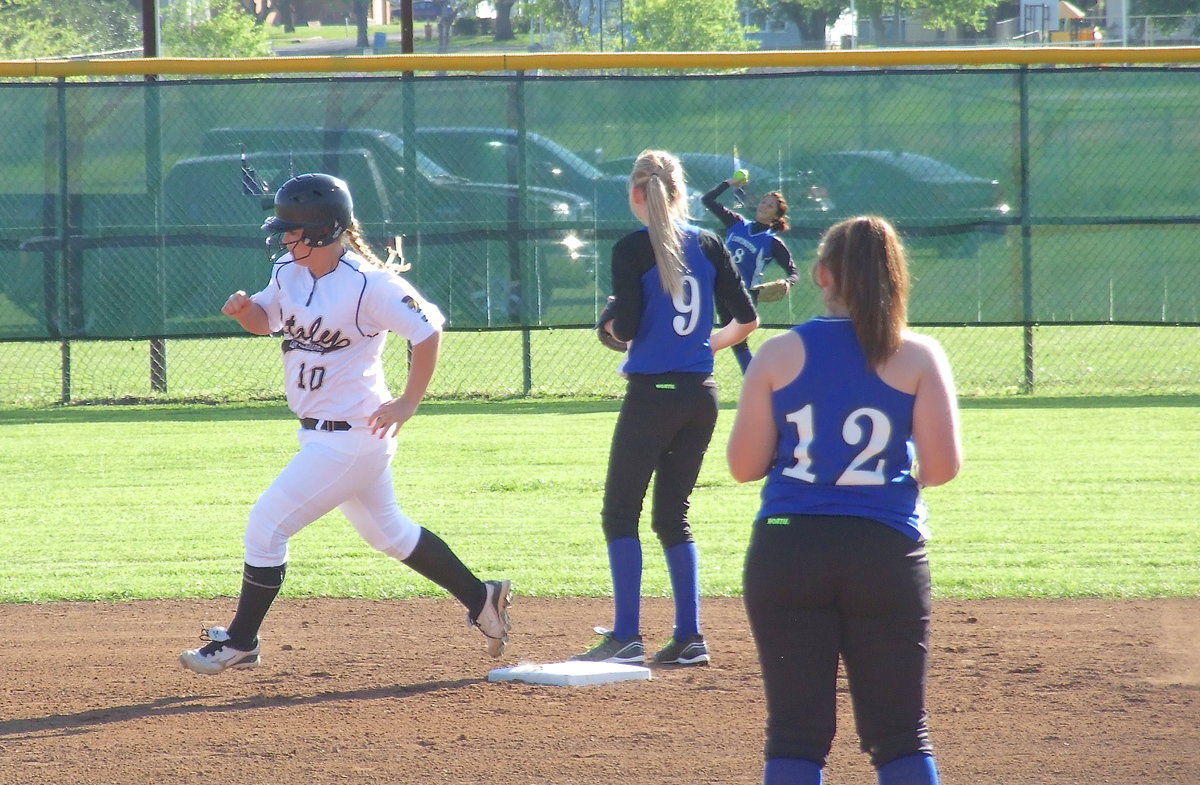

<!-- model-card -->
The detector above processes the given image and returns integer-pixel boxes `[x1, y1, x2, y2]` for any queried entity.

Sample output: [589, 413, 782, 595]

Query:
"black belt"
[300, 418, 352, 432]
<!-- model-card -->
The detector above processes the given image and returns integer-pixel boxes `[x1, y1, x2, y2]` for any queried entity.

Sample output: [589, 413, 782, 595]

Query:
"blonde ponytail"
[343, 222, 410, 273]
[629, 150, 690, 299]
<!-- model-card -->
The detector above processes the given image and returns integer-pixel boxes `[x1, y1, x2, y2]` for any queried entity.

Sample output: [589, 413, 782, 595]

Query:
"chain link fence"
[1, 56, 1197, 405]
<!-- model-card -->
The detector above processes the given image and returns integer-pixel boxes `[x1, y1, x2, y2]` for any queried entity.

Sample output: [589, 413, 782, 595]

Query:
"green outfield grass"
[1, 395, 1195, 603]
[1, 323, 1197, 407]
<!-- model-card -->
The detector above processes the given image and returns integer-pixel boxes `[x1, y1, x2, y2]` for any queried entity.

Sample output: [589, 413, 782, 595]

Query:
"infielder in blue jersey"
[703, 177, 797, 374]
[573, 150, 758, 667]
[179, 173, 511, 675]
[728, 216, 962, 785]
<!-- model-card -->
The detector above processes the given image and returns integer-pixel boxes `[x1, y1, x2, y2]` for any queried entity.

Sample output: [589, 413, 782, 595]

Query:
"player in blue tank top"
[572, 150, 758, 668]
[703, 177, 797, 374]
[619, 222, 719, 375]
[758, 316, 927, 539]
[728, 216, 962, 785]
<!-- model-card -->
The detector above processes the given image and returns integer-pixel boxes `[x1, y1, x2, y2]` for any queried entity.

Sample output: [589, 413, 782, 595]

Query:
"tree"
[241, 0, 299, 33]
[437, 1, 462, 53]
[162, 0, 271, 58]
[320, 0, 372, 47]
[1132, 0, 1200, 13]
[0, 0, 271, 60]
[761, 0, 846, 47]
[752, 0, 901, 42]
[0, 0, 140, 58]
[755, 0, 1010, 43]
[1129, 0, 1200, 35]
[494, 0, 518, 40]
[915, 0, 997, 32]
[353, 0, 370, 48]
[523, 0, 596, 49]
[625, 0, 754, 51]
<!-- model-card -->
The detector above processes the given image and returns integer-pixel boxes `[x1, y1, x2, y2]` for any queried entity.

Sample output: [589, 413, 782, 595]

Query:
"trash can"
[373, 31, 387, 51]
[841, 35, 855, 49]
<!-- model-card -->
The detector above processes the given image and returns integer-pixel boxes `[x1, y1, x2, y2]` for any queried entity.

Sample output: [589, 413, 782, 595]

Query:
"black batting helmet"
[262, 172, 354, 248]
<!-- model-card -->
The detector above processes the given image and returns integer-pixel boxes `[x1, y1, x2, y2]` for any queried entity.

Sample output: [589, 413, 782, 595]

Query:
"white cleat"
[469, 580, 512, 658]
[179, 626, 261, 675]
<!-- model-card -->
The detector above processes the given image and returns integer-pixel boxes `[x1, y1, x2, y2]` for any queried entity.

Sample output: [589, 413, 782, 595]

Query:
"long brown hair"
[629, 149, 689, 298]
[765, 190, 790, 233]
[816, 216, 910, 367]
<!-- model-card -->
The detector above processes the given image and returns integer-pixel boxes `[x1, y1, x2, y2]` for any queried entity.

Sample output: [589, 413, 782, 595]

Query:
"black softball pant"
[601, 373, 719, 548]
[715, 291, 757, 355]
[743, 514, 934, 769]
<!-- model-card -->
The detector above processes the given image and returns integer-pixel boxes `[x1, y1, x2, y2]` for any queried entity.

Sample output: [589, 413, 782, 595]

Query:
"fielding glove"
[753, 279, 790, 303]
[595, 297, 628, 352]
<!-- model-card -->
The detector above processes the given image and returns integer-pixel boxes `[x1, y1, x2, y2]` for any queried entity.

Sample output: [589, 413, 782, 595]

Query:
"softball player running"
[702, 177, 797, 374]
[572, 150, 759, 666]
[179, 173, 511, 675]
[727, 216, 962, 785]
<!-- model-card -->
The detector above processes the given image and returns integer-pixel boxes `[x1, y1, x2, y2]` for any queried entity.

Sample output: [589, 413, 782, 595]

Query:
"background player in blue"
[702, 174, 797, 374]
[179, 173, 511, 675]
[572, 150, 759, 666]
[727, 216, 962, 784]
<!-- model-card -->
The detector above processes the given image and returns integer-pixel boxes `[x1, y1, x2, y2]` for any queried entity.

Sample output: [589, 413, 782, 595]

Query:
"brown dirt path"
[1, 597, 1196, 784]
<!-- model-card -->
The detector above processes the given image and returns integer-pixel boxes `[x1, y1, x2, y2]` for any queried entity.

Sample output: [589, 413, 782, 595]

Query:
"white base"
[487, 660, 652, 686]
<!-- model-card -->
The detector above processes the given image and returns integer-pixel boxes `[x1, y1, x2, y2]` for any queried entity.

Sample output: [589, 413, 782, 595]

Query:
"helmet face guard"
[262, 173, 355, 260]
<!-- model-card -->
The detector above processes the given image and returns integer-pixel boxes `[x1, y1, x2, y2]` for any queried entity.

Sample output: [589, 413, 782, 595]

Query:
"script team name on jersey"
[281, 314, 352, 355]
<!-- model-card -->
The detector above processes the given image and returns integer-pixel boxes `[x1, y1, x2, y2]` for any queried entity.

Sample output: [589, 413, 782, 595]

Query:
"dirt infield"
[2, 597, 1196, 785]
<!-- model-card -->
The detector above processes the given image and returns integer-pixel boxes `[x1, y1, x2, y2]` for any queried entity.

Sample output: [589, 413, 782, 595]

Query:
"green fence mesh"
[1, 65, 1197, 403]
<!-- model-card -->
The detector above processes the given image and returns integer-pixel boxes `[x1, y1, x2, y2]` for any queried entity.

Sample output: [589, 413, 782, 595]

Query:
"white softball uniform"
[243, 250, 446, 568]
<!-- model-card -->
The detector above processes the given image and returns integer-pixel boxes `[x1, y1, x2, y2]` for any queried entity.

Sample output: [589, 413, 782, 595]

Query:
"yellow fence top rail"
[2, 46, 1200, 78]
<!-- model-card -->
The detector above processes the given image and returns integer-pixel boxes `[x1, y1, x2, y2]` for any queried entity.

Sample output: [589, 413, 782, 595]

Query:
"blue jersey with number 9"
[622, 223, 717, 375]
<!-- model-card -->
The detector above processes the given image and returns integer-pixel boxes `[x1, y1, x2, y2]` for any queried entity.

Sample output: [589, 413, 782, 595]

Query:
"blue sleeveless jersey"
[758, 317, 928, 540]
[622, 223, 717, 375]
[725, 218, 777, 289]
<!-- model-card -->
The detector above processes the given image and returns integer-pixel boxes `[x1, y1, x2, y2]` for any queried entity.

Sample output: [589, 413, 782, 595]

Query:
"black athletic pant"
[715, 291, 757, 357]
[743, 514, 934, 768]
[601, 372, 718, 548]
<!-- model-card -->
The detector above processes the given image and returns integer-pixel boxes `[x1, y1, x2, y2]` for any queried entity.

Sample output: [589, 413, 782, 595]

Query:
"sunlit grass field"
[0, 395, 1196, 603]
[1, 323, 1197, 407]
[0, 58, 1195, 610]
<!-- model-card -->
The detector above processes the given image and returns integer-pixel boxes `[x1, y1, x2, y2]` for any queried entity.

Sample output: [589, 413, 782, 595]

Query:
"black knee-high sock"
[227, 562, 287, 649]
[403, 528, 486, 618]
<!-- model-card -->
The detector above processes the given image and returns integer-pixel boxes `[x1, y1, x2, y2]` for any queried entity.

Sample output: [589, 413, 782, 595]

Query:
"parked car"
[392, 0, 441, 22]
[197, 126, 591, 227]
[797, 150, 1011, 230]
[181, 126, 596, 326]
[414, 127, 631, 225]
[595, 152, 829, 228]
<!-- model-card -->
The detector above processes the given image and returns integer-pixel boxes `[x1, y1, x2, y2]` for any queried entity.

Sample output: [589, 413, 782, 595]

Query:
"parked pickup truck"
[2, 125, 602, 340]
[172, 125, 599, 327]
[411, 126, 631, 226]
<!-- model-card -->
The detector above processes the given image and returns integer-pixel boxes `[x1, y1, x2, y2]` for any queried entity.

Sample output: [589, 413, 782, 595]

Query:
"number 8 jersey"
[251, 251, 445, 427]
[758, 316, 928, 541]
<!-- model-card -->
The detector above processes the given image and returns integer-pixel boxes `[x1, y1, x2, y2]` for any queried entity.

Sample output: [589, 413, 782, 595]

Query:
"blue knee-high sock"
[608, 537, 642, 641]
[877, 753, 939, 785]
[664, 541, 700, 640]
[764, 758, 822, 785]
[734, 344, 753, 373]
